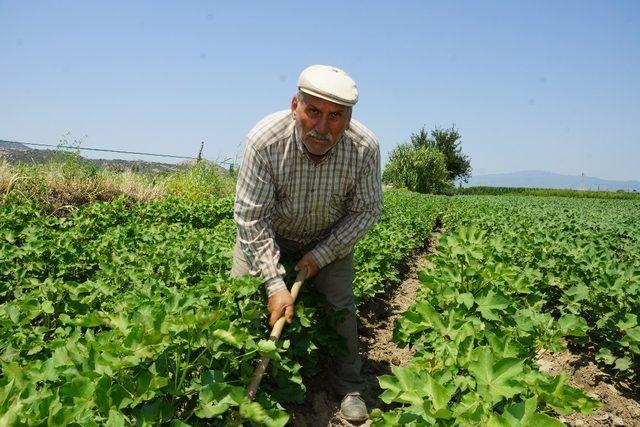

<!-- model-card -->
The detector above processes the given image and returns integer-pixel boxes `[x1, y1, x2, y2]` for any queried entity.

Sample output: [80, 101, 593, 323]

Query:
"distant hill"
[0, 140, 30, 151]
[0, 139, 221, 174]
[465, 170, 640, 192]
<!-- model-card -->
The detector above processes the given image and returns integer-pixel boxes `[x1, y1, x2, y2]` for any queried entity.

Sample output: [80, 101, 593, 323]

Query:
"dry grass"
[0, 157, 234, 208]
[0, 160, 18, 194]
[117, 170, 165, 202]
[40, 163, 120, 206]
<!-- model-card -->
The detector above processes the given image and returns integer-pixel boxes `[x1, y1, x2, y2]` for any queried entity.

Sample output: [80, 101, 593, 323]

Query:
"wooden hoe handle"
[246, 270, 306, 400]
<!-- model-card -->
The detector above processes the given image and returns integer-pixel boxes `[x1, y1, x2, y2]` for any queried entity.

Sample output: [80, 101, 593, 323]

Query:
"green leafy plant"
[382, 145, 451, 194]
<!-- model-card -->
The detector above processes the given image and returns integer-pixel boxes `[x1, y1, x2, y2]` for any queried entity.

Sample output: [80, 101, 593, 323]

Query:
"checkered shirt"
[234, 110, 382, 295]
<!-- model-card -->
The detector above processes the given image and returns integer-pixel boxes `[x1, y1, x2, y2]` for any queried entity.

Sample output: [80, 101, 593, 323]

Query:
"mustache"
[306, 130, 332, 142]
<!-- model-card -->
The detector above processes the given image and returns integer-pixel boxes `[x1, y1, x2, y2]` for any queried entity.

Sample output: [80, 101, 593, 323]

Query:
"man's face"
[291, 92, 351, 157]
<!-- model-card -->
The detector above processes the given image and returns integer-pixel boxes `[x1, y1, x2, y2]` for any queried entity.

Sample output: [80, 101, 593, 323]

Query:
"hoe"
[246, 270, 307, 400]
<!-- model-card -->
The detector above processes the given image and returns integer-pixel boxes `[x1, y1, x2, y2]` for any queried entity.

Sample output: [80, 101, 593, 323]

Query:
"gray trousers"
[230, 235, 363, 395]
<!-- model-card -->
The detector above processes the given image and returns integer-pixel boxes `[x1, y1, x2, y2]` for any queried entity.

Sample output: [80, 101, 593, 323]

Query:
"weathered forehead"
[298, 92, 350, 112]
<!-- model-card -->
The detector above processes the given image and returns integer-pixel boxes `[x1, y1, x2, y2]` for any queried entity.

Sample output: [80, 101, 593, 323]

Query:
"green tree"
[383, 144, 450, 194]
[410, 125, 472, 183]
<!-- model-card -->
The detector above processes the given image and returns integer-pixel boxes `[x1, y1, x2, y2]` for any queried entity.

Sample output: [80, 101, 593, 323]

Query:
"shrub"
[383, 144, 451, 194]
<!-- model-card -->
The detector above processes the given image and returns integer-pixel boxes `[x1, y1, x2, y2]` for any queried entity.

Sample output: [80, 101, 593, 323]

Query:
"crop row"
[5, 192, 634, 425]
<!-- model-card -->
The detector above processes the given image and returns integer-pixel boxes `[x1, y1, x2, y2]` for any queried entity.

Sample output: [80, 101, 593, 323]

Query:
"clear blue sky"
[2, 1, 639, 180]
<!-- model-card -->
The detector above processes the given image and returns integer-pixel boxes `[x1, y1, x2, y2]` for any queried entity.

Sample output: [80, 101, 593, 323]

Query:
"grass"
[0, 154, 235, 209]
[164, 161, 236, 200]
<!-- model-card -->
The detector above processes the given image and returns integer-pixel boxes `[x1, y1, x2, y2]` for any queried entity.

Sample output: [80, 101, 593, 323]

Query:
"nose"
[316, 114, 329, 135]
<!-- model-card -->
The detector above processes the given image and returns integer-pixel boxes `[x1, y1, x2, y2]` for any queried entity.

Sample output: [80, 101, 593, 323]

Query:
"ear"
[291, 96, 298, 119]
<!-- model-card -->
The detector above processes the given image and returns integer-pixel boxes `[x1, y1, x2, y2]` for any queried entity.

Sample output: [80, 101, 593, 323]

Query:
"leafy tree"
[410, 125, 472, 183]
[383, 144, 450, 194]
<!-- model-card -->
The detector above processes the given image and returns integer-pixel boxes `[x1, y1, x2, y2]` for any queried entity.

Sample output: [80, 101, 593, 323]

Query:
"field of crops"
[1, 191, 638, 425]
[372, 196, 640, 425]
[0, 190, 444, 425]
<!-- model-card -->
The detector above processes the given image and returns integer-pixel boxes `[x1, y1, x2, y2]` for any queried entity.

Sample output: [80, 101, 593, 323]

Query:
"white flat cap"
[297, 65, 358, 107]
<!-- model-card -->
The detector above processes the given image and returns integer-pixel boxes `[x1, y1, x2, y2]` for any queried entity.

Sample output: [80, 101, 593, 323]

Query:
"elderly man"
[232, 65, 382, 422]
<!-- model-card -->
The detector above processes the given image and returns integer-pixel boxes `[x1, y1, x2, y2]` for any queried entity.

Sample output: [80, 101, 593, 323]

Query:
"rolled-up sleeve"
[234, 144, 287, 296]
[309, 145, 382, 268]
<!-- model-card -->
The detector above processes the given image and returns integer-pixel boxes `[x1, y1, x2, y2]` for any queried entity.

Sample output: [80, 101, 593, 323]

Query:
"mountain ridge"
[465, 170, 640, 192]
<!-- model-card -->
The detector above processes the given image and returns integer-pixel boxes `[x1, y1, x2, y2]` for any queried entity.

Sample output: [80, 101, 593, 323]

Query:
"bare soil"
[286, 247, 433, 426]
[535, 348, 640, 426]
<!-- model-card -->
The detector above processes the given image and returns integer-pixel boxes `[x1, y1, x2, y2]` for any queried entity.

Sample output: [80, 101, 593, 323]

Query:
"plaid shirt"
[234, 110, 382, 295]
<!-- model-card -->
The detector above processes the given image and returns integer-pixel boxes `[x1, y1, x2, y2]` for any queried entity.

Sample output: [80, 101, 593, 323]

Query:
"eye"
[329, 112, 343, 119]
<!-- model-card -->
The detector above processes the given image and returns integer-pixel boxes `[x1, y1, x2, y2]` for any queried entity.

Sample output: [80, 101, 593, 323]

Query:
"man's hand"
[295, 252, 319, 280]
[267, 289, 294, 327]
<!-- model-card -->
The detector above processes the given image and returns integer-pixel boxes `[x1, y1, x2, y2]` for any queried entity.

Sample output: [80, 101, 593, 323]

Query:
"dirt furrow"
[287, 244, 433, 426]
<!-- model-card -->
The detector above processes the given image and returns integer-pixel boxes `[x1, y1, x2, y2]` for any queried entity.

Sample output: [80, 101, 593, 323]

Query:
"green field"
[1, 191, 638, 425]
[373, 195, 639, 425]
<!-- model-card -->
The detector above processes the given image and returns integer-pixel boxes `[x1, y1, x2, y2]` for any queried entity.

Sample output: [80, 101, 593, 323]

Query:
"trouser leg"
[310, 251, 363, 395]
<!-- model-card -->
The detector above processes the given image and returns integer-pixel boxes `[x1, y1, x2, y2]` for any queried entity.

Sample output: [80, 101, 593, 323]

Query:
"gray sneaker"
[340, 392, 368, 422]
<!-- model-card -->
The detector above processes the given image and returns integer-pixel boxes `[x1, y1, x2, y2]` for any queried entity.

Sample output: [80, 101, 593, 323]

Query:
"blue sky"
[1, 1, 639, 180]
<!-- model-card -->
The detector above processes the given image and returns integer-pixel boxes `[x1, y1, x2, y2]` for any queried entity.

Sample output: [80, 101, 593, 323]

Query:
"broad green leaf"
[59, 376, 94, 400]
[616, 313, 638, 330]
[110, 384, 133, 410]
[213, 329, 240, 348]
[475, 291, 510, 322]
[257, 339, 279, 359]
[105, 410, 127, 427]
[468, 347, 524, 403]
[196, 379, 247, 418]
[239, 401, 268, 423]
[624, 326, 640, 343]
[614, 357, 632, 371]
[558, 314, 589, 337]
[563, 284, 589, 302]
[596, 347, 616, 365]
[535, 374, 601, 415]
[488, 397, 565, 427]
[195, 400, 229, 418]
[458, 292, 475, 309]
[41, 300, 55, 314]
[485, 331, 524, 358]
[379, 366, 452, 417]
[452, 391, 486, 424]
[424, 373, 452, 412]
[415, 301, 446, 332]
[94, 376, 111, 413]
